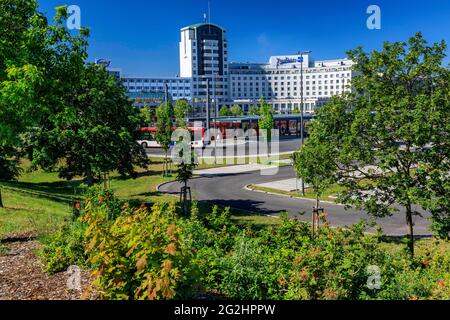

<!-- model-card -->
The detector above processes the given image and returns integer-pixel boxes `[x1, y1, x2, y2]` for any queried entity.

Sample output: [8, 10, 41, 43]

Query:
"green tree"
[0, 0, 44, 188]
[219, 106, 231, 117]
[258, 97, 274, 144]
[230, 105, 244, 117]
[156, 102, 174, 176]
[174, 99, 192, 128]
[292, 138, 337, 210]
[0, 1, 89, 204]
[302, 33, 450, 257]
[29, 64, 149, 185]
[292, 106, 301, 114]
[249, 105, 260, 116]
[140, 105, 153, 127]
[175, 146, 197, 216]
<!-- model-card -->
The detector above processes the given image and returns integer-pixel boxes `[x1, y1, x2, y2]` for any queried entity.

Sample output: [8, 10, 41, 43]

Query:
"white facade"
[113, 22, 356, 114]
[229, 54, 355, 113]
[179, 27, 195, 78]
[180, 23, 229, 110]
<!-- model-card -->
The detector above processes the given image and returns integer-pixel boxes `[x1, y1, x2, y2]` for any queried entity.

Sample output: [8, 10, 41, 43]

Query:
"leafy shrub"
[220, 235, 281, 299]
[83, 201, 199, 300]
[182, 208, 449, 301]
[284, 223, 392, 300]
[0, 243, 8, 256]
[83, 184, 123, 220]
[38, 220, 87, 274]
[378, 240, 450, 300]
[431, 214, 450, 240]
[37, 186, 450, 301]
[38, 185, 121, 274]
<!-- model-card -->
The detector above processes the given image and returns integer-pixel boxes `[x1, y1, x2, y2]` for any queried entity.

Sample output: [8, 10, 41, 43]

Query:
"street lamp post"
[298, 51, 311, 196]
[206, 78, 210, 135]
[164, 81, 169, 107]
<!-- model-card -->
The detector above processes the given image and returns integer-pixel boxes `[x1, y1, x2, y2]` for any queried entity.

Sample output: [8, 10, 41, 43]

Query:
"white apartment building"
[229, 55, 355, 113]
[113, 22, 355, 114]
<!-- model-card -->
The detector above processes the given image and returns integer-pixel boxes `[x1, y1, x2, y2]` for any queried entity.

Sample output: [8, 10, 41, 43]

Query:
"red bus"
[137, 127, 207, 148]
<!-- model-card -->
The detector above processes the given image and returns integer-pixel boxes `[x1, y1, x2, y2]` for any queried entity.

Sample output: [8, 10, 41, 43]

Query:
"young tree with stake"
[156, 102, 174, 176]
[300, 33, 450, 257]
[293, 138, 338, 234]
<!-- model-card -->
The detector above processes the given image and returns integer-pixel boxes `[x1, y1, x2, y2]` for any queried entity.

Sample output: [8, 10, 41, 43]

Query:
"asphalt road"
[147, 136, 303, 157]
[159, 165, 432, 236]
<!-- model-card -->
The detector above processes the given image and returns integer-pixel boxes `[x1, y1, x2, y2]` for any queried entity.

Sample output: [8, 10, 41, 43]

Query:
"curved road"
[147, 136, 303, 157]
[159, 166, 432, 236]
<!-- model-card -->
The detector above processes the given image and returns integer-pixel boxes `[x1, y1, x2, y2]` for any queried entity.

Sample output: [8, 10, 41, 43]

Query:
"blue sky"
[37, 0, 450, 77]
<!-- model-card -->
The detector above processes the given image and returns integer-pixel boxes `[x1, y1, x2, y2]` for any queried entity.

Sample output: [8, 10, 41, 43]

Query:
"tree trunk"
[184, 181, 188, 216]
[0, 187, 4, 208]
[164, 151, 168, 176]
[406, 203, 415, 258]
[312, 194, 320, 237]
[86, 168, 94, 186]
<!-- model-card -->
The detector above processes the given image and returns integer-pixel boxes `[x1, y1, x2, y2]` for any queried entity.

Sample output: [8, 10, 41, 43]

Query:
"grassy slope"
[0, 159, 280, 238]
[0, 159, 175, 238]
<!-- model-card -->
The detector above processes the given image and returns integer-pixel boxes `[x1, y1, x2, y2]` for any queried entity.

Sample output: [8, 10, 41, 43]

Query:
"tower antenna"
[207, 0, 211, 32]
[208, 0, 211, 24]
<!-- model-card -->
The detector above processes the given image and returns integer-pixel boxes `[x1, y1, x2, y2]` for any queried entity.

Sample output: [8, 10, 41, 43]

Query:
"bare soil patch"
[0, 238, 92, 300]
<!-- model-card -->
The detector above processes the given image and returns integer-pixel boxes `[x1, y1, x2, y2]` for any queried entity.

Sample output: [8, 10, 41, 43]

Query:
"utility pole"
[164, 81, 169, 107]
[212, 73, 218, 164]
[298, 51, 311, 196]
[213, 89, 218, 165]
[206, 78, 210, 141]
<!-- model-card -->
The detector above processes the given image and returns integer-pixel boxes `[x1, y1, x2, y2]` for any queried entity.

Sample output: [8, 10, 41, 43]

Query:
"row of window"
[230, 66, 353, 76]
[233, 79, 351, 87]
[126, 86, 191, 91]
[233, 85, 347, 92]
[231, 73, 351, 81]
[231, 90, 345, 99]
[193, 49, 228, 55]
[191, 40, 228, 47]
[127, 89, 191, 99]
[123, 79, 190, 84]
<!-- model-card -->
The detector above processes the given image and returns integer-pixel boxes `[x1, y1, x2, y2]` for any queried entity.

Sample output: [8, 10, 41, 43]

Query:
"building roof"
[181, 23, 226, 32]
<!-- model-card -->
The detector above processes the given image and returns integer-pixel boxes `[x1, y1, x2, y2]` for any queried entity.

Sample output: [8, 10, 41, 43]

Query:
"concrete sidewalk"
[254, 178, 305, 192]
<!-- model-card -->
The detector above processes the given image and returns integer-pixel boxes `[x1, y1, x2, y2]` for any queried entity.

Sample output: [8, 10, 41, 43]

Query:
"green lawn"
[0, 159, 281, 239]
[0, 187, 69, 238]
[0, 159, 175, 239]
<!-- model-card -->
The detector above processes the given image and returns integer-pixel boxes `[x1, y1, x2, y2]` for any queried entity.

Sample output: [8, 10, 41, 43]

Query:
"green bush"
[38, 185, 121, 274]
[83, 184, 123, 220]
[37, 187, 450, 301]
[184, 209, 450, 301]
[38, 220, 87, 274]
[0, 243, 8, 256]
[83, 201, 199, 300]
[220, 235, 281, 299]
[378, 240, 450, 300]
[284, 223, 392, 300]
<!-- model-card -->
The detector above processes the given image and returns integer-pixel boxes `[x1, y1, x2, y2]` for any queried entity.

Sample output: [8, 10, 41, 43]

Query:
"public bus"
[137, 127, 207, 149]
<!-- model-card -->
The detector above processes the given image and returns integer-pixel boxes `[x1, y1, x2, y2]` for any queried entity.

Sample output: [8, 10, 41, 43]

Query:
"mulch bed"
[0, 237, 92, 300]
